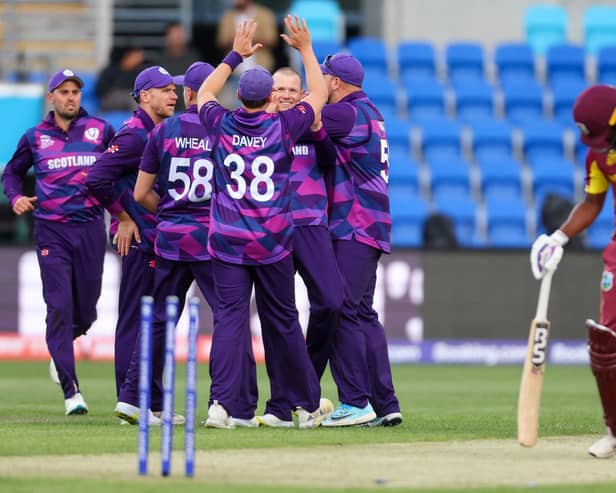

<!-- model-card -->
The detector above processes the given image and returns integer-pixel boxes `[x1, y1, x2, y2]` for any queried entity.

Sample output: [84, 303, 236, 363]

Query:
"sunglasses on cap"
[323, 55, 341, 78]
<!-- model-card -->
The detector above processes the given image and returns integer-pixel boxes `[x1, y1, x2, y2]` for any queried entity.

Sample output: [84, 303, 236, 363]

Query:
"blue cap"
[172, 62, 215, 91]
[238, 66, 274, 102]
[132, 66, 174, 97]
[48, 69, 83, 92]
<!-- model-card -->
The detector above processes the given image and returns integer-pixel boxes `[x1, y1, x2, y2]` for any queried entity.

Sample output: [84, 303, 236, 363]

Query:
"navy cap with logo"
[48, 69, 84, 92]
[238, 66, 274, 102]
[172, 62, 215, 91]
[573, 84, 616, 149]
[319, 53, 364, 87]
[132, 66, 174, 98]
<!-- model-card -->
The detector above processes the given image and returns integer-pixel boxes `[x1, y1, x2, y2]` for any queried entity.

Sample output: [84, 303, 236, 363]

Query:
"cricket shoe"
[256, 413, 294, 428]
[152, 410, 186, 425]
[295, 406, 328, 429]
[114, 401, 162, 426]
[49, 359, 60, 385]
[362, 411, 403, 427]
[588, 428, 616, 458]
[65, 392, 88, 416]
[231, 416, 259, 428]
[204, 401, 235, 429]
[322, 402, 376, 427]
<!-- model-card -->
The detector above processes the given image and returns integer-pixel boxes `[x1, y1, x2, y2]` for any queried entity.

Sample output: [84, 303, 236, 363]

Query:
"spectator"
[95, 45, 146, 111]
[158, 21, 201, 111]
[216, 0, 278, 73]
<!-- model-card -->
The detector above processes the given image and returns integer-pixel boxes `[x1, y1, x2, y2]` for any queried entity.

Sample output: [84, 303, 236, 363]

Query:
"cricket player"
[86, 66, 177, 424]
[319, 53, 402, 427]
[197, 17, 328, 428]
[1, 69, 115, 415]
[127, 61, 259, 427]
[256, 67, 342, 427]
[529, 84, 616, 458]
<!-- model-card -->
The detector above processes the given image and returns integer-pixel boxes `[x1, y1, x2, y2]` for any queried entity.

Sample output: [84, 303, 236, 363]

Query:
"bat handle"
[535, 271, 553, 321]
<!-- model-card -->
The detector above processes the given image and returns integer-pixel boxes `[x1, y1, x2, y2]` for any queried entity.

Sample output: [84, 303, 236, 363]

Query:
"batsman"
[529, 84, 616, 459]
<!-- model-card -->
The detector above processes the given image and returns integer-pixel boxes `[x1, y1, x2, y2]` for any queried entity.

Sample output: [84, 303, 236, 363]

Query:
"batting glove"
[530, 229, 569, 280]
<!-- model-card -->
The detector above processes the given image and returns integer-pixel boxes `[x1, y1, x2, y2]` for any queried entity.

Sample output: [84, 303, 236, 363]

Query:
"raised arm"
[198, 19, 262, 111]
[280, 16, 327, 120]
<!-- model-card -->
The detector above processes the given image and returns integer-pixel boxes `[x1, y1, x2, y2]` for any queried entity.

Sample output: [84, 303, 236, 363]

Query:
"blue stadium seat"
[362, 74, 399, 117]
[501, 78, 545, 125]
[389, 151, 421, 196]
[418, 117, 463, 161]
[433, 193, 477, 246]
[313, 40, 344, 64]
[545, 44, 586, 86]
[494, 42, 535, 84]
[477, 156, 523, 200]
[485, 196, 530, 248]
[98, 111, 132, 130]
[521, 119, 566, 163]
[445, 41, 485, 82]
[551, 79, 588, 127]
[524, 4, 569, 55]
[469, 117, 514, 162]
[584, 5, 616, 55]
[587, 197, 614, 249]
[597, 46, 616, 85]
[386, 116, 412, 154]
[427, 155, 471, 198]
[397, 41, 437, 80]
[404, 76, 446, 119]
[530, 158, 575, 205]
[348, 37, 389, 75]
[288, 0, 345, 42]
[390, 191, 430, 247]
[452, 78, 494, 122]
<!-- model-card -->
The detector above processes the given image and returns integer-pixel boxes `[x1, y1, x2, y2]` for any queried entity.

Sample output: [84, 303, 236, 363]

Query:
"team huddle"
[1, 17, 402, 429]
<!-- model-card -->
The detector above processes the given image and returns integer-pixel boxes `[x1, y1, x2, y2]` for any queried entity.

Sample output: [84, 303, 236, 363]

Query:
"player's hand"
[265, 91, 281, 113]
[281, 15, 312, 53]
[113, 217, 141, 257]
[12, 195, 37, 215]
[530, 230, 568, 280]
[232, 19, 262, 58]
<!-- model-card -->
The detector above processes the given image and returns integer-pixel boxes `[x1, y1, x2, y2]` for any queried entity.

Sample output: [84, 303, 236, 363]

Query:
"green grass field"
[1, 361, 615, 492]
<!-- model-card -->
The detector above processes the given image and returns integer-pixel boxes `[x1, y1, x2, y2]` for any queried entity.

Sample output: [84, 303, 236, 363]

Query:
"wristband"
[222, 51, 243, 71]
[550, 229, 569, 246]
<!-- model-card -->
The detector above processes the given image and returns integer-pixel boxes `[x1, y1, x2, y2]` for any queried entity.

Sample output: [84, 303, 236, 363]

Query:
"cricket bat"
[517, 270, 554, 447]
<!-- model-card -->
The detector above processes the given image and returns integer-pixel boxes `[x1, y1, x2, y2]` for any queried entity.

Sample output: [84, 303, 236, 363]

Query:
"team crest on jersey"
[296, 104, 306, 114]
[601, 270, 613, 291]
[107, 144, 119, 154]
[84, 127, 100, 142]
[40, 135, 54, 149]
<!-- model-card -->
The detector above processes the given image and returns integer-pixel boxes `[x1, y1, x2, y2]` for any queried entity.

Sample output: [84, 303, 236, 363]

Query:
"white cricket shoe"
[114, 401, 162, 426]
[49, 359, 60, 385]
[296, 406, 327, 429]
[204, 401, 235, 429]
[65, 392, 88, 416]
[231, 416, 259, 428]
[589, 428, 616, 458]
[256, 413, 294, 428]
[152, 410, 186, 425]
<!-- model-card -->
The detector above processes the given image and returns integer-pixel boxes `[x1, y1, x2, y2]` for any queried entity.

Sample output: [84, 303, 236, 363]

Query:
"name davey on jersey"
[174, 137, 212, 151]
[47, 155, 97, 170]
[232, 135, 267, 148]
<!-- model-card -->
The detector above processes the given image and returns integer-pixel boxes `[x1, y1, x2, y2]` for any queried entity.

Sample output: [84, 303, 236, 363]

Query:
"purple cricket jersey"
[86, 108, 158, 253]
[2, 109, 114, 222]
[322, 91, 392, 253]
[140, 105, 213, 261]
[199, 101, 315, 265]
[289, 130, 331, 227]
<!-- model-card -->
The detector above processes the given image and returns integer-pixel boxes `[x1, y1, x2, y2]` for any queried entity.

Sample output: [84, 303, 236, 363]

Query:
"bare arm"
[560, 192, 606, 238]
[198, 19, 262, 111]
[134, 170, 160, 213]
[280, 16, 327, 120]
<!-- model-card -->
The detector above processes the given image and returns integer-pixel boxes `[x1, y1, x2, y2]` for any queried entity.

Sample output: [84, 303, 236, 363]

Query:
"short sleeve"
[279, 102, 315, 144]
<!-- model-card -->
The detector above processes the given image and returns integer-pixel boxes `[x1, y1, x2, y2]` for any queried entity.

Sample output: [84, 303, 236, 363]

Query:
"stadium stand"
[523, 4, 569, 55]
[583, 5, 616, 55]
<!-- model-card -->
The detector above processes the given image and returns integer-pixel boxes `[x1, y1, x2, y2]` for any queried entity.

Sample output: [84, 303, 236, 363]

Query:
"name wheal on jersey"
[174, 137, 212, 151]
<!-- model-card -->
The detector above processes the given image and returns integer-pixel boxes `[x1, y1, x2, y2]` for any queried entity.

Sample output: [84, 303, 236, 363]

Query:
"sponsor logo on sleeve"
[601, 271, 613, 291]
[106, 144, 119, 154]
